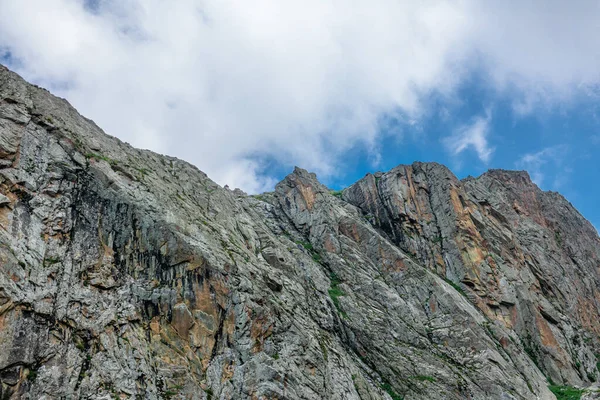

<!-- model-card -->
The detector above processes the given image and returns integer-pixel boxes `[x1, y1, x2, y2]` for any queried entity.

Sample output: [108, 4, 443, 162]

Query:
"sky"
[0, 0, 599, 230]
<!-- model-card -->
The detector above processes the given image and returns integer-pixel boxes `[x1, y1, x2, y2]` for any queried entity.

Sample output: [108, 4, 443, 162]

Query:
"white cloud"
[516, 145, 569, 188]
[443, 110, 493, 163]
[0, 1, 599, 192]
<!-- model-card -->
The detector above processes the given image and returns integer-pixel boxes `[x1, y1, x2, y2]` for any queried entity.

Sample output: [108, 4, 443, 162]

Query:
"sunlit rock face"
[1, 64, 599, 399]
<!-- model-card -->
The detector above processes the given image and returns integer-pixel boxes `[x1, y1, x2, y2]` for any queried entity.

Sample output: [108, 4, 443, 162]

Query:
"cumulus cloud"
[443, 110, 493, 163]
[0, 0, 599, 191]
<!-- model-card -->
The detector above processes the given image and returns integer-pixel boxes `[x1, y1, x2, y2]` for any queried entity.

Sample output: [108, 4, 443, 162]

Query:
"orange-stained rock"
[2, 64, 599, 399]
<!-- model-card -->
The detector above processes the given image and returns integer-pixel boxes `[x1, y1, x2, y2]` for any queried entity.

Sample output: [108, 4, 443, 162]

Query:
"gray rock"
[0, 64, 599, 399]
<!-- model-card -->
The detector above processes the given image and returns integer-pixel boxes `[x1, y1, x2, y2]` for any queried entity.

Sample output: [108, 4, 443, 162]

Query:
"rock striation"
[1, 64, 599, 399]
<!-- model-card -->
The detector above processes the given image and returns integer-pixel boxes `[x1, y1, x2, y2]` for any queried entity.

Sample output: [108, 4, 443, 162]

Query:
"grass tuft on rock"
[548, 385, 584, 400]
[381, 382, 403, 400]
[413, 375, 436, 383]
[328, 273, 348, 318]
[443, 277, 467, 297]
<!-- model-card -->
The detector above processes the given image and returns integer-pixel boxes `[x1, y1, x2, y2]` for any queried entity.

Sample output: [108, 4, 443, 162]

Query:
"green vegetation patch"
[136, 167, 150, 177]
[443, 277, 466, 297]
[27, 369, 37, 381]
[554, 231, 562, 246]
[522, 331, 541, 370]
[412, 375, 436, 383]
[86, 153, 118, 165]
[381, 382, 403, 400]
[328, 272, 347, 318]
[296, 240, 313, 251]
[548, 385, 584, 400]
[319, 339, 328, 361]
[44, 257, 61, 266]
[296, 239, 324, 265]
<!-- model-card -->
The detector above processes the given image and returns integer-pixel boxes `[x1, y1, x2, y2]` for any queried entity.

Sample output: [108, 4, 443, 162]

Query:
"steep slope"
[343, 164, 600, 386]
[0, 65, 598, 399]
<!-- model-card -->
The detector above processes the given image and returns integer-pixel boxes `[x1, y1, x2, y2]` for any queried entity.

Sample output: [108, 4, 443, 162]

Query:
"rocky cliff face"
[1, 64, 599, 400]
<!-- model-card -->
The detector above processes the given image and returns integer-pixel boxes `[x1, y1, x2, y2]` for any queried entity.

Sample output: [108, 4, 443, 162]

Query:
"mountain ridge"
[1, 64, 600, 399]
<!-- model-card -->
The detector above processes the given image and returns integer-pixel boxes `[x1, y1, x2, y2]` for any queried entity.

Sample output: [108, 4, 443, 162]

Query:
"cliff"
[1, 65, 600, 399]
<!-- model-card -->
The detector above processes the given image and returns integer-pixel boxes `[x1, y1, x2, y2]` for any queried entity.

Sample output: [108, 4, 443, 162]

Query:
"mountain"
[1, 64, 599, 400]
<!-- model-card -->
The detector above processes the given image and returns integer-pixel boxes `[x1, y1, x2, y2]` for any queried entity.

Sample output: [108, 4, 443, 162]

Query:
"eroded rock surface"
[1, 65, 599, 399]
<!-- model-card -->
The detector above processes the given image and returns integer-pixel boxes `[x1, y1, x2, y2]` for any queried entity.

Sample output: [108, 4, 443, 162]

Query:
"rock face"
[0, 65, 599, 400]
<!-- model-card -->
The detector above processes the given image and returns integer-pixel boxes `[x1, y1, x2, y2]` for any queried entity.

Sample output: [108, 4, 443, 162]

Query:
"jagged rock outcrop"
[1, 64, 599, 399]
[343, 164, 600, 386]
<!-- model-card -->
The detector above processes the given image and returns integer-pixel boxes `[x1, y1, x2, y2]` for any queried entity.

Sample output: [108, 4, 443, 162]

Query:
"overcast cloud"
[0, 0, 599, 192]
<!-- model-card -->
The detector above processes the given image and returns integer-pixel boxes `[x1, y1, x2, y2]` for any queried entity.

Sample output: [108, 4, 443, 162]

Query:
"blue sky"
[0, 1, 598, 230]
